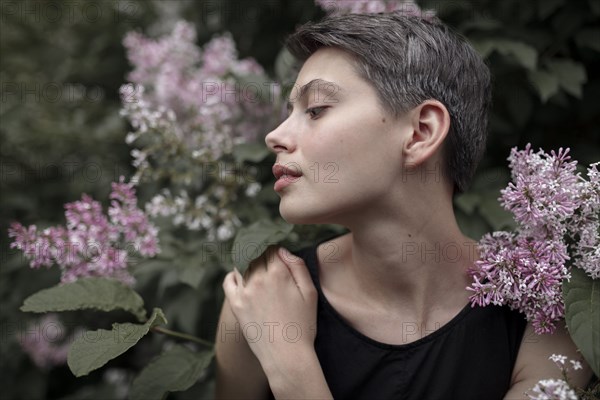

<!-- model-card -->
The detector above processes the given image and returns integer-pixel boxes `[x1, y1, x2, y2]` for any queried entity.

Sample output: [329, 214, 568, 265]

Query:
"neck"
[328, 183, 478, 323]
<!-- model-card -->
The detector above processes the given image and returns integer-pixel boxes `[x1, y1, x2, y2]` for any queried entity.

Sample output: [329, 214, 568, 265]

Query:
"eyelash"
[305, 106, 328, 120]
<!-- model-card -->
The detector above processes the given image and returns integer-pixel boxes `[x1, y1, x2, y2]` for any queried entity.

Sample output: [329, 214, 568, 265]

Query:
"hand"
[222, 245, 318, 375]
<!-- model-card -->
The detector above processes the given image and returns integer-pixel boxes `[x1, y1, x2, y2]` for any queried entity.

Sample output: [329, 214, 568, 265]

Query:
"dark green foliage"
[1, 0, 598, 398]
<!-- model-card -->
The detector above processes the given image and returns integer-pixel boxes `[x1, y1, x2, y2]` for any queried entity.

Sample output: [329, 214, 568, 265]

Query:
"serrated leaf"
[231, 219, 294, 272]
[563, 268, 600, 377]
[548, 60, 587, 98]
[130, 345, 214, 400]
[67, 308, 167, 377]
[528, 70, 560, 102]
[232, 142, 271, 163]
[21, 278, 146, 322]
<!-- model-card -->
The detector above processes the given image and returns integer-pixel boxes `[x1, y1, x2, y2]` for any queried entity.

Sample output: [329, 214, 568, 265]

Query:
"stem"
[151, 326, 214, 347]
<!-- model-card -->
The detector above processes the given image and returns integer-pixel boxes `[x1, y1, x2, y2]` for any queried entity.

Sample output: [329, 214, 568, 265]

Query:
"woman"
[215, 13, 592, 399]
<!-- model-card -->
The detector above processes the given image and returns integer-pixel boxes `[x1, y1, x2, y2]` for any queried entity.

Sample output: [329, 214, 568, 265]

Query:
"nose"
[265, 117, 296, 154]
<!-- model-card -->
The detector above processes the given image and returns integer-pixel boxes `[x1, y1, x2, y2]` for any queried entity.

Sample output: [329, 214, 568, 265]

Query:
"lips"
[272, 163, 303, 180]
[273, 163, 302, 192]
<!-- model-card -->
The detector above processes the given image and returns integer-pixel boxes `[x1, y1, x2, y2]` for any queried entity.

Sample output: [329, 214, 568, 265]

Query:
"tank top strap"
[291, 233, 343, 289]
[292, 245, 319, 285]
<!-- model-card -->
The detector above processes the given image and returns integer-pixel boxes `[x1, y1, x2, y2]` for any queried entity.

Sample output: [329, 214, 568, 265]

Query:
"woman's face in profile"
[265, 47, 411, 226]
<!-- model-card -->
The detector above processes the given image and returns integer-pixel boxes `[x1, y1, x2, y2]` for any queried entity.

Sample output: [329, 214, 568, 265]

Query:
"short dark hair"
[286, 12, 491, 193]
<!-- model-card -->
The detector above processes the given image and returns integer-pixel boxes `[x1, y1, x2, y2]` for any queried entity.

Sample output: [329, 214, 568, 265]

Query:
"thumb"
[277, 247, 316, 300]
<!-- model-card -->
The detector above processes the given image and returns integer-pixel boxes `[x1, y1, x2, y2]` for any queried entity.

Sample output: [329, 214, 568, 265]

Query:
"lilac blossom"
[527, 379, 578, 400]
[144, 188, 242, 242]
[121, 21, 277, 157]
[467, 145, 600, 334]
[501, 146, 580, 235]
[526, 354, 586, 400]
[119, 21, 277, 241]
[8, 178, 159, 284]
[316, 0, 436, 18]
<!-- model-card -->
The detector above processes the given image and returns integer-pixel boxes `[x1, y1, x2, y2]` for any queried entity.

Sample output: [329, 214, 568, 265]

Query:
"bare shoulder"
[505, 321, 594, 399]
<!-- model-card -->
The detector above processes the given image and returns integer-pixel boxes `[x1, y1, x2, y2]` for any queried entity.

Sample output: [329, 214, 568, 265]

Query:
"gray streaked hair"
[285, 12, 491, 194]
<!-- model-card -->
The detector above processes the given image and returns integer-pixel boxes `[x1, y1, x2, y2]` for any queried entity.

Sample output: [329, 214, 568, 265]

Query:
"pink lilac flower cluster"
[19, 314, 74, 369]
[467, 145, 600, 334]
[526, 354, 584, 400]
[8, 178, 159, 284]
[315, 0, 436, 18]
[119, 21, 279, 240]
[120, 21, 278, 158]
[527, 379, 578, 400]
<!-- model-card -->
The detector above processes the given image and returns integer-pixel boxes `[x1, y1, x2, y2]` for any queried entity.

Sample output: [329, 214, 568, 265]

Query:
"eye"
[305, 106, 328, 120]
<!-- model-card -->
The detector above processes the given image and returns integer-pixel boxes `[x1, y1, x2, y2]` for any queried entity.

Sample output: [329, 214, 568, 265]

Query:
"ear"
[402, 100, 450, 167]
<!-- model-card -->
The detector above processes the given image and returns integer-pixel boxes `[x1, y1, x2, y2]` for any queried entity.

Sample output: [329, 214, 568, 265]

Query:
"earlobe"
[403, 100, 450, 166]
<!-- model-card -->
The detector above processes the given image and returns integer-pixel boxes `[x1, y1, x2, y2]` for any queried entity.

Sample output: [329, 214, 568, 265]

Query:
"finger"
[222, 270, 239, 299]
[233, 267, 245, 286]
[242, 265, 251, 284]
[264, 245, 295, 281]
[263, 245, 280, 271]
[277, 247, 316, 300]
[247, 250, 268, 275]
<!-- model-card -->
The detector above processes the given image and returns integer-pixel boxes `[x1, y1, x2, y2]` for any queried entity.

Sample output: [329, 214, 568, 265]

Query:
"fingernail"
[279, 247, 300, 262]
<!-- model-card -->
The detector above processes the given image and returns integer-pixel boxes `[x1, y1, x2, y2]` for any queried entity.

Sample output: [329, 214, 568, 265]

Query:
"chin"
[279, 209, 317, 225]
[279, 202, 345, 226]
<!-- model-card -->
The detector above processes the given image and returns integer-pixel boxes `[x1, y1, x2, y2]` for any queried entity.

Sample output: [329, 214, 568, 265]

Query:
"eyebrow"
[286, 78, 343, 112]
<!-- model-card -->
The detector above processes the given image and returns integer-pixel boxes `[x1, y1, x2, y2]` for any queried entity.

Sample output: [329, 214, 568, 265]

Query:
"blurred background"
[1, 0, 598, 398]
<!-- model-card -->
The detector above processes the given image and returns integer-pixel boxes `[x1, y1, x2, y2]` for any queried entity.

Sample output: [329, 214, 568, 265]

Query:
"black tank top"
[269, 237, 528, 400]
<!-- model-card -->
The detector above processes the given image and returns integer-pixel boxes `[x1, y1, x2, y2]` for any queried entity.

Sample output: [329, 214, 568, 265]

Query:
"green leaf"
[231, 219, 294, 272]
[275, 47, 300, 85]
[455, 208, 491, 241]
[179, 264, 208, 289]
[235, 73, 275, 103]
[232, 142, 271, 163]
[473, 39, 538, 70]
[67, 308, 167, 377]
[130, 345, 214, 400]
[547, 60, 587, 98]
[454, 192, 481, 215]
[164, 288, 201, 334]
[478, 191, 516, 231]
[527, 70, 560, 102]
[21, 278, 146, 322]
[563, 268, 600, 377]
